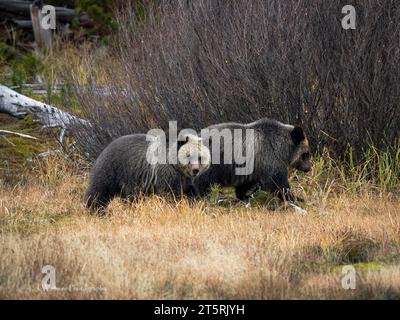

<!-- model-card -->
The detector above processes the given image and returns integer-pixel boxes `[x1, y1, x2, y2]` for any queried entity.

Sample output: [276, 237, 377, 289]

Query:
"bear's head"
[175, 134, 211, 178]
[289, 126, 312, 173]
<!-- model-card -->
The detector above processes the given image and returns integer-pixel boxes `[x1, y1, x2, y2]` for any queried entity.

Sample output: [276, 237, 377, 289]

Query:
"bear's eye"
[302, 152, 310, 160]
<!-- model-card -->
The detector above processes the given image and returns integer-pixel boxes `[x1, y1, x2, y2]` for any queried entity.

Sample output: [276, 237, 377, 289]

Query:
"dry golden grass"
[0, 155, 399, 300]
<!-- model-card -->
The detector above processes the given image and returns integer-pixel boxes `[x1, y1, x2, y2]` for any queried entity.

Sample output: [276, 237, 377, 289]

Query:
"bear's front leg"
[260, 172, 307, 214]
[260, 172, 295, 203]
[182, 177, 202, 199]
[187, 183, 201, 198]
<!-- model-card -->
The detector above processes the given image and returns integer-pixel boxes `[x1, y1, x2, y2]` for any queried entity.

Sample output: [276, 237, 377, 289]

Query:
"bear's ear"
[291, 126, 305, 145]
[177, 135, 189, 149]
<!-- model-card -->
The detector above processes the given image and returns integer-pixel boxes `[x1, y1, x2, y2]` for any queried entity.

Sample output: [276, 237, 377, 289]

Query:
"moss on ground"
[0, 114, 56, 174]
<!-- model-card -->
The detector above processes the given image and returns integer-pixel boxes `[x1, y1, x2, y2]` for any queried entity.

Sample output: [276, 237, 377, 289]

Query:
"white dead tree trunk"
[30, 2, 53, 52]
[0, 84, 91, 142]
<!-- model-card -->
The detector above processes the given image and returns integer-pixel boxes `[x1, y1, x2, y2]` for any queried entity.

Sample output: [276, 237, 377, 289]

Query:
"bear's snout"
[190, 163, 201, 176]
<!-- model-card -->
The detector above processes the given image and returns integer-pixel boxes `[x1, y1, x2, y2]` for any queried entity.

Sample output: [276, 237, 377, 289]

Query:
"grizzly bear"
[196, 118, 311, 203]
[85, 133, 211, 210]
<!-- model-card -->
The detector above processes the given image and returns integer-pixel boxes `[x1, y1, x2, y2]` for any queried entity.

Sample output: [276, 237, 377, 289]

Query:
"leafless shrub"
[72, 0, 400, 160]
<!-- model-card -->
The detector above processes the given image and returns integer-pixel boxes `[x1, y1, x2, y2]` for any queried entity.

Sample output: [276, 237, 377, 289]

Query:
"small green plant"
[0, 43, 42, 87]
[75, 0, 117, 38]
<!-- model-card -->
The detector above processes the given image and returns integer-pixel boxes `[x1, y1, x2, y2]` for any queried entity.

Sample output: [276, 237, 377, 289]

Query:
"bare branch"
[0, 129, 38, 140]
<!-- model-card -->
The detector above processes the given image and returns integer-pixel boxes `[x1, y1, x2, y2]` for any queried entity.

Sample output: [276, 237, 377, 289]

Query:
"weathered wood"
[0, 0, 30, 15]
[0, 129, 38, 140]
[30, 3, 52, 51]
[0, 0, 91, 24]
[10, 83, 63, 95]
[11, 20, 33, 29]
[0, 85, 91, 142]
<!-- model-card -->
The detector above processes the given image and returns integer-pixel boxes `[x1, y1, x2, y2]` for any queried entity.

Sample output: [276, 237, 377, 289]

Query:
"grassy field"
[0, 33, 399, 300]
[0, 152, 399, 299]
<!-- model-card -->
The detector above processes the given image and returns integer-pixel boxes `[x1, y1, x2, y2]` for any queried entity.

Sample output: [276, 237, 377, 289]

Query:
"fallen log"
[11, 19, 33, 29]
[0, 84, 91, 142]
[0, 0, 91, 25]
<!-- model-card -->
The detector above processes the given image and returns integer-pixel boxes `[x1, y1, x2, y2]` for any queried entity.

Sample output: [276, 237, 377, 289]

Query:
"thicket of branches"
[73, 0, 400, 160]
